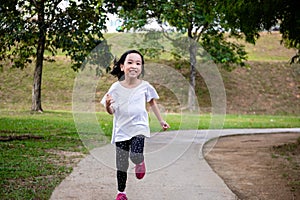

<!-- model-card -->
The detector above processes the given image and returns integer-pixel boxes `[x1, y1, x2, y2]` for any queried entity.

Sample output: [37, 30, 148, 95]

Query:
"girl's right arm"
[105, 94, 115, 115]
[149, 99, 170, 131]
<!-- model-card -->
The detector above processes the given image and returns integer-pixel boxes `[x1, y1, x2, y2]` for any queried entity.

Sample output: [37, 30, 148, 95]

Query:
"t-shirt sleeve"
[146, 82, 159, 102]
[100, 94, 107, 107]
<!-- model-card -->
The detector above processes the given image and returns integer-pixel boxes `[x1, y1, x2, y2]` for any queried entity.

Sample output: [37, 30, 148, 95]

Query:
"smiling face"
[121, 53, 143, 79]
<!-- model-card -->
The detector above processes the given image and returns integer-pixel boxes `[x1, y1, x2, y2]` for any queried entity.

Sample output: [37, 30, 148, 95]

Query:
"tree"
[274, 0, 300, 63]
[104, 0, 248, 111]
[0, 0, 107, 112]
[105, 0, 300, 110]
[219, 0, 300, 63]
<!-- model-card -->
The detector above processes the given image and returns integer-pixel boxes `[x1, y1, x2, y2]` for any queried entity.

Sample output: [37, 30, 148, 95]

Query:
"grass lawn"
[0, 110, 299, 199]
[0, 111, 86, 199]
[0, 32, 299, 199]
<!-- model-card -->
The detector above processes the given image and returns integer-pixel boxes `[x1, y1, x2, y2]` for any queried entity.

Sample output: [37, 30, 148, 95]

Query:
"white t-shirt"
[101, 80, 159, 144]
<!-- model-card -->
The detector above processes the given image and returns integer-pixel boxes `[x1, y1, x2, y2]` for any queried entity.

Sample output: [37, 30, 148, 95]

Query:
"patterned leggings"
[115, 135, 145, 192]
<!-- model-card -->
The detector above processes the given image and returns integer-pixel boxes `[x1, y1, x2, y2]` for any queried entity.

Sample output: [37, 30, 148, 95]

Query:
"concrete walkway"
[50, 128, 300, 200]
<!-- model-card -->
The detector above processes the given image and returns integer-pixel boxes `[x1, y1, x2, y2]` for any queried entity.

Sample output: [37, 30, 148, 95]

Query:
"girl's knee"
[116, 158, 129, 172]
[130, 152, 144, 164]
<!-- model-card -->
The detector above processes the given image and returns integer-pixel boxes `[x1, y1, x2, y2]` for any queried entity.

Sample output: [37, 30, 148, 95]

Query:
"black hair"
[110, 50, 145, 80]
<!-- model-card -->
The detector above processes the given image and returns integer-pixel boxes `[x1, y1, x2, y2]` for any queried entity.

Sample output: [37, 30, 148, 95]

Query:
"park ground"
[0, 32, 299, 199]
[204, 133, 300, 200]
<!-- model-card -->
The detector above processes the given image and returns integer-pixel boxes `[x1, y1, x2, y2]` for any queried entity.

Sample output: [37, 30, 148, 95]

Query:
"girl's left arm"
[149, 99, 170, 131]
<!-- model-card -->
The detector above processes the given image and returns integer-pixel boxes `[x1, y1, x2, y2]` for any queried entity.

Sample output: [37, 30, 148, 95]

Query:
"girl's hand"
[105, 94, 114, 114]
[160, 121, 170, 131]
[105, 94, 114, 107]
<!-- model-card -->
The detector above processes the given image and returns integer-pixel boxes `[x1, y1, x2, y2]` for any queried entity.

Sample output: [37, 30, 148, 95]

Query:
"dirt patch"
[203, 133, 300, 200]
[46, 149, 85, 168]
[0, 134, 43, 141]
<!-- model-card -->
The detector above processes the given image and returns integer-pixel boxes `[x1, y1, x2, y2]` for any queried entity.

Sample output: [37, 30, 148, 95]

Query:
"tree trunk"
[31, 56, 44, 112]
[188, 38, 198, 111]
[31, 2, 45, 112]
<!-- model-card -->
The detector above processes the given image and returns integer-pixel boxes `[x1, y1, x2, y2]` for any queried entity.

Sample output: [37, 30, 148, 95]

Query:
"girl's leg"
[130, 135, 146, 179]
[129, 135, 145, 164]
[115, 140, 130, 192]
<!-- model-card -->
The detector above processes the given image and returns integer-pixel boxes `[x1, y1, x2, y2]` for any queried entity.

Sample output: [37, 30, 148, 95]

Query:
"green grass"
[106, 32, 297, 62]
[223, 114, 300, 128]
[228, 31, 297, 61]
[0, 58, 77, 111]
[151, 113, 300, 130]
[0, 110, 299, 199]
[1, 32, 298, 114]
[0, 32, 299, 199]
[0, 111, 85, 199]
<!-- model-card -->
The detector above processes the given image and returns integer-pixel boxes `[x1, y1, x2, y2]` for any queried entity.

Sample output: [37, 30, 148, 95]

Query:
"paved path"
[50, 128, 300, 200]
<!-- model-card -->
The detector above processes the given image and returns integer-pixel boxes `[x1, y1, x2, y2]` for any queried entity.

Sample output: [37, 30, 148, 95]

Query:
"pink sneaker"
[135, 161, 146, 179]
[116, 193, 128, 200]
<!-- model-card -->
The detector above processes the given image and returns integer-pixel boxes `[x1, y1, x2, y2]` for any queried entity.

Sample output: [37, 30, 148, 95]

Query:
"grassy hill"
[0, 32, 299, 115]
[0, 31, 299, 200]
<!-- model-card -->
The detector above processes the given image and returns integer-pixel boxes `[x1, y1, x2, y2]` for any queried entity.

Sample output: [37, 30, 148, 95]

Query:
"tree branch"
[159, 24, 175, 42]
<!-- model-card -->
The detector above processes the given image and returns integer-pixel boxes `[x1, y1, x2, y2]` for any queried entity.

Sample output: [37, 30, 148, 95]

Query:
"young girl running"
[101, 50, 170, 200]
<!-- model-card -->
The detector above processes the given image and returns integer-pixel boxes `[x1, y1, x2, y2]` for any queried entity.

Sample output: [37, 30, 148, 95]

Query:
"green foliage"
[0, 0, 112, 111]
[201, 33, 248, 70]
[105, 0, 300, 65]
[131, 31, 166, 59]
[277, 0, 300, 49]
[219, 0, 300, 63]
[82, 39, 114, 76]
[0, 0, 108, 70]
[104, 0, 249, 69]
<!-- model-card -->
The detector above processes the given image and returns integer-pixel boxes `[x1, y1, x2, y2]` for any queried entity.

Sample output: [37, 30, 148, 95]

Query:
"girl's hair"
[110, 50, 145, 80]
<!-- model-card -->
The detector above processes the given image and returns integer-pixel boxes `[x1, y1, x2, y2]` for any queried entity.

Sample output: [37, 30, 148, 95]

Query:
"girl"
[101, 50, 170, 200]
